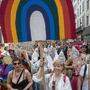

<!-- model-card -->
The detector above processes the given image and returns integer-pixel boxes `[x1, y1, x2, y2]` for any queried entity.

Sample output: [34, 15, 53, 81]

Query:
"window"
[82, 15, 85, 27]
[74, 0, 76, 2]
[80, 18, 82, 27]
[80, 5, 81, 15]
[78, 0, 79, 4]
[77, 20, 79, 28]
[82, 1, 84, 12]
[87, 0, 89, 10]
[86, 16, 89, 26]
[77, 8, 79, 17]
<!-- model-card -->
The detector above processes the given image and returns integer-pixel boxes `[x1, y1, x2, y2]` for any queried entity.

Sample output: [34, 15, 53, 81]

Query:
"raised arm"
[23, 70, 33, 90]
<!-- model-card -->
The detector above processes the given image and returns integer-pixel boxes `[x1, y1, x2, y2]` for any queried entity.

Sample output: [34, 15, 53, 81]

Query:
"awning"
[82, 26, 90, 35]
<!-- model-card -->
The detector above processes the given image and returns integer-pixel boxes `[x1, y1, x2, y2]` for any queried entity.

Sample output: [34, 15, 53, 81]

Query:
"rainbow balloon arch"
[0, 0, 76, 43]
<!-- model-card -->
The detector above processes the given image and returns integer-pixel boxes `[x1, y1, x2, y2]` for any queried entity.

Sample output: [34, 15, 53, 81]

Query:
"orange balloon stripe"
[11, 0, 20, 43]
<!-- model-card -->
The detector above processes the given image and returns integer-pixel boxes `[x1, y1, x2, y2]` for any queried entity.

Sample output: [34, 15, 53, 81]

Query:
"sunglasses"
[13, 62, 21, 65]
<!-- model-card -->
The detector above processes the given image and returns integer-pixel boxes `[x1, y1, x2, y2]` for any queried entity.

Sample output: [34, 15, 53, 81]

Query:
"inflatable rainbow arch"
[0, 0, 76, 43]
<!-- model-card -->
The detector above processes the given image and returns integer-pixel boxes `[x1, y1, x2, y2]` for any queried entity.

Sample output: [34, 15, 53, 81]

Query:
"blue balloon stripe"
[16, 0, 28, 42]
[16, 0, 22, 42]
[26, 5, 50, 40]
[21, 0, 56, 40]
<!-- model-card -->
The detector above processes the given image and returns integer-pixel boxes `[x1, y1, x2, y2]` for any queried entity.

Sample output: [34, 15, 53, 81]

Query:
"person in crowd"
[20, 51, 31, 73]
[0, 67, 3, 90]
[54, 45, 66, 63]
[32, 58, 46, 90]
[78, 63, 89, 90]
[64, 58, 73, 80]
[49, 60, 72, 90]
[70, 57, 83, 90]
[7, 57, 33, 90]
[31, 48, 39, 64]
[78, 45, 90, 90]
[43, 47, 53, 72]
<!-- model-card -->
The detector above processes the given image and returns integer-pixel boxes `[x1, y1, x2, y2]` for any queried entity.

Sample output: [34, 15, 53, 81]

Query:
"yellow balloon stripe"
[11, 0, 20, 43]
[55, 0, 65, 40]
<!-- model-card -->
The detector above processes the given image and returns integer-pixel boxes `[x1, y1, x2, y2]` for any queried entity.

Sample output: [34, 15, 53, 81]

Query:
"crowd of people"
[0, 39, 90, 90]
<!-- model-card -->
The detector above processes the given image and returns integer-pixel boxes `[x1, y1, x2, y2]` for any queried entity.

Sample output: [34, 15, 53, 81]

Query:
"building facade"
[72, 0, 90, 42]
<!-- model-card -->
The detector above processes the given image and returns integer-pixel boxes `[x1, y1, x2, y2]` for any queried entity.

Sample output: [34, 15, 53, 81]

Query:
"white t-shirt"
[49, 74, 72, 90]
[79, 64, 88, 90]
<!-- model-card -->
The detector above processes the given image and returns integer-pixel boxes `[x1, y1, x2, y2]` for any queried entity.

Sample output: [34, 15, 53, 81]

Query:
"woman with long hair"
[7, 57, 33, 90]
